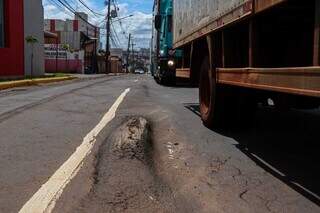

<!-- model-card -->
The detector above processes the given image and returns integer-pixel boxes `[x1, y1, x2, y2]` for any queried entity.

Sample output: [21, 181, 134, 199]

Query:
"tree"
[61, 44, 70, 72]
[25, 36, 38, 78]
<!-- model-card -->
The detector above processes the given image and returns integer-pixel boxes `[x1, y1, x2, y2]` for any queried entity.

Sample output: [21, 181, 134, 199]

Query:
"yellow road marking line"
[19, 88, 131, 213]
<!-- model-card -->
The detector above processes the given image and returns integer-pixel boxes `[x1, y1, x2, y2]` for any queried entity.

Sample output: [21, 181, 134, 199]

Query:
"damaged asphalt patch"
[74, 117, 177, 213]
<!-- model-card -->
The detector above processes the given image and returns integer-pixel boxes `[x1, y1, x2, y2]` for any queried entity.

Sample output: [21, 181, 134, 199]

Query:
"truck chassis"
[174, 0, 320, 127]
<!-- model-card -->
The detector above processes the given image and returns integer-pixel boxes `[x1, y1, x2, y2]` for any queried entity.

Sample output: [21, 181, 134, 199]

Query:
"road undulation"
[0, 74, 319, 213]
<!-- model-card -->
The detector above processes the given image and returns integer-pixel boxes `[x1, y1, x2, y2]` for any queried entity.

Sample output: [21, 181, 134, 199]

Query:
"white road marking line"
[134, 79, 138, 82]
[19, 88, 131, 213]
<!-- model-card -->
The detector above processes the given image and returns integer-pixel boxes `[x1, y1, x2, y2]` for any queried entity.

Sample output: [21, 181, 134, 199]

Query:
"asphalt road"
[0, 74, 319, 213]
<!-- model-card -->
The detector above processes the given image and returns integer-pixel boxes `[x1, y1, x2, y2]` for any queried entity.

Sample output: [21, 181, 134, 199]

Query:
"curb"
[0, 76, 77, 90]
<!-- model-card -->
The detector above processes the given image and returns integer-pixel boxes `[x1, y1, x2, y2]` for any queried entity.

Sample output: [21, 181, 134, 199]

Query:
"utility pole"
[131, 42, 135, 73]
[105, 0, 111, 73]
[126, 33, 131, 73]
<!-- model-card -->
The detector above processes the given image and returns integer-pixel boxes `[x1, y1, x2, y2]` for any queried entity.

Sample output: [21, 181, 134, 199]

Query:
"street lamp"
[112, 14, 134, 23]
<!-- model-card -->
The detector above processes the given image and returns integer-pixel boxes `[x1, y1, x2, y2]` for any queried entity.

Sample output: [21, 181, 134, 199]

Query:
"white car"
[134, 69, 145, 74]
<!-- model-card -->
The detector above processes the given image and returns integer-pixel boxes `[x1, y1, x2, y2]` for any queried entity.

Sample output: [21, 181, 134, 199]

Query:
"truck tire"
[199, 56, 233, 128]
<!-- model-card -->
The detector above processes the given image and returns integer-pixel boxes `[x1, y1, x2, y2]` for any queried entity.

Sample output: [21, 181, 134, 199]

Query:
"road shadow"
[173, 78, 198, 88]
[184, 104, 201, 117]
[155, 78, 198, 89]
[184, 103, 320, 206]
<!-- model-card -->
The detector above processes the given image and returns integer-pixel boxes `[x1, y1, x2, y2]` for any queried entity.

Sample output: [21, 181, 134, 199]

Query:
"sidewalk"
[0, 76, 77, 91]
[0, 73, 126, 92]
[0, 76, 116, 119]
[69, 73, 126, 79]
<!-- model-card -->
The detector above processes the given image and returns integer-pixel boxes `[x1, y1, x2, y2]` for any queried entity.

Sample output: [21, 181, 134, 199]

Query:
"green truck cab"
[153, 0, 182, 85]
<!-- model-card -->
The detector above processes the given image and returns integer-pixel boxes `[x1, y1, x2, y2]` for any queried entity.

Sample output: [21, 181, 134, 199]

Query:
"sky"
[43, 0, 153, 49]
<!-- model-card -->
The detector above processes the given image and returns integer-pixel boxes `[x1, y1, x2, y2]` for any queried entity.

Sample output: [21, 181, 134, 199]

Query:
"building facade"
[0, 0, 44, 78]
[110, 48, 124, 60]
[44, 12, 100, 73]
[44, 12, 100, 51]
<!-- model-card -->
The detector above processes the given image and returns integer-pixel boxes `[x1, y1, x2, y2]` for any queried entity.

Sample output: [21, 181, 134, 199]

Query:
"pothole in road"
[74, 116, 178, 213]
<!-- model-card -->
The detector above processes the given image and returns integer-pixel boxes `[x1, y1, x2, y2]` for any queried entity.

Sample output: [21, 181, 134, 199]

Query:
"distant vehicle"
[152, 0, 182, 85]
[134, 69, 145, 74]
[171, 0, 320, 128]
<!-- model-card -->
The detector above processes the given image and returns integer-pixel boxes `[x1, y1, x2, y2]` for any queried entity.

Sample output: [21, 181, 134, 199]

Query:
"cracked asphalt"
[0, 74, 319, 212]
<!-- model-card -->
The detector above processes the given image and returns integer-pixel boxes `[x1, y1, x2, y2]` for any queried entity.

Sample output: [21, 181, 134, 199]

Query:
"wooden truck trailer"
[173, 0, 320, 127]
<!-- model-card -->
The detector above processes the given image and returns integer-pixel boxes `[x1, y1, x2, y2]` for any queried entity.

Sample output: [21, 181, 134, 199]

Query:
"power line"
[97, 14, 133, 27]
[71, 0, 98, 18]
[112, 0, 132, 47]
[60, 0, 76, 13]
[47, 0, 74, 18]
[111, 21, 122, 47]
[111, 28, 121, 47]
[77, 0, 105, 17]
[119, 20, 129, 39]
[110, 33, 118, 48]
[55, 0, 99, 29]
[112, 0, 129, 37]
[112, 0, 118, 16]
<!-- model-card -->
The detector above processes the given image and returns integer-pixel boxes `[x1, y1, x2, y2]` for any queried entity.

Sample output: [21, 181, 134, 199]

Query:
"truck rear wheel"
[199, 56, 257, 128]
[199, 56, 233, 128]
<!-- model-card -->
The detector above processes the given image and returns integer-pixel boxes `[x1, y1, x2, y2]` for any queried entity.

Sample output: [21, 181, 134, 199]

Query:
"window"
[0, 0, 4, 47]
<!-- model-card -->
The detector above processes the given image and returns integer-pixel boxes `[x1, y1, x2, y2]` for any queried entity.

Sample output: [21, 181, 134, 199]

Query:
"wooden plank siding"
[217, 67, 320, 97]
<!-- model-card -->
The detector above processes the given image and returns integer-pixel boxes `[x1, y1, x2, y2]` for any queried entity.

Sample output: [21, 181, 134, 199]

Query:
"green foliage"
[25, 36, 38, 44]
[61, 44, 70, 51]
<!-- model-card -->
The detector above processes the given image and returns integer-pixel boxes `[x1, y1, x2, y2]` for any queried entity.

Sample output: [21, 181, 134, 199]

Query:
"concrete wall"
[24, 0, 45, 77]
[60, 31, 81, 50]
[44, 18, 100, 52]
[110, 48, 124, 59]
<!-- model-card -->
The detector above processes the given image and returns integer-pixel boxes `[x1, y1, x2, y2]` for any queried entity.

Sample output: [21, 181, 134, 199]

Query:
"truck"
[151, 0, 181, 85]
[172, 0, 320, 128]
